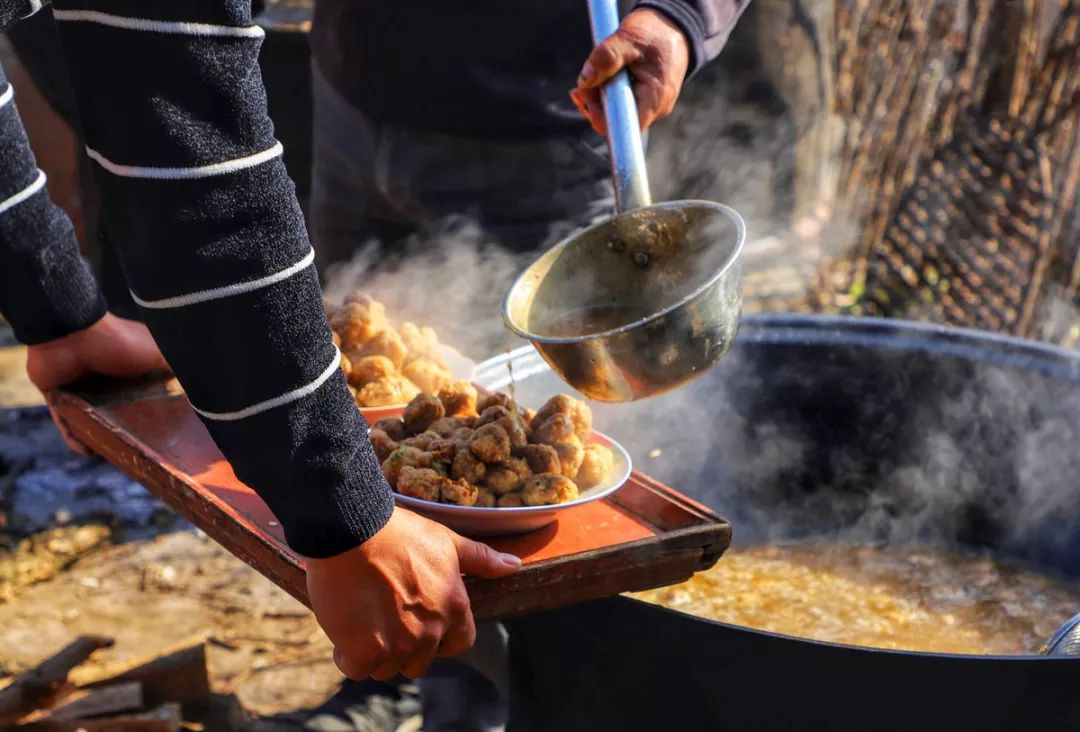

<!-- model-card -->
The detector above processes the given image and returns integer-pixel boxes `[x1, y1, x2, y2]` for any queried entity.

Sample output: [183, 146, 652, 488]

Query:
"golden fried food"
[397, 466, 443, 502]
[450, 427, 475, 451]
[576, 443, 614, 489]
[476, 489, 497, 508]
[532, 414, 576, 446]
[401, 432, 437, 450]
[451, 449, 487, 484]
[426, 436, 457, 465]
[469, 423, 512, 464]
[349, 355, 397, 387]
[514, 444, 561, 476]
[356, 377, 406, 407]
[427, 417, 467, 438]
[382, 446, 432, 488]
[404, 393, 445, 436]
[495, 416, 528, 449]
[331, 301, 387, 349]
[552, 436, 585, 480]
[371, 418, 406, 441]
[339, 351, 353, 380]
[497, 492, 525, 508]
[441, 476, 479, 507]
[522, 473, 579, 506]
[402, 358, 453, 395]
[362, 329, 408, 369]
[369, 429, 398, 463]
[533, 394, 592, 441]
[438, 381, 479, 418]
[485, 463, 525, 495]
[399, 321, 439, 357]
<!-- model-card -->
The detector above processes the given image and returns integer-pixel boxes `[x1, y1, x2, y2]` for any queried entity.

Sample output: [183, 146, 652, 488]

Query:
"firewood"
[68, 637, 210, 710]
[17, 702, 182, 732]
[0, 637, 113, 721]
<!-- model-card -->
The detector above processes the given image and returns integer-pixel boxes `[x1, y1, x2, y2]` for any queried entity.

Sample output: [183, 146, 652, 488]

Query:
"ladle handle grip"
[587, 0, 652, 213]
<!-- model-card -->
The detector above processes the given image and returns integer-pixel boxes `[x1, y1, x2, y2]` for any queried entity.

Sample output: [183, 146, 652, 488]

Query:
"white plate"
[393, 431, 632, 537]
[357, 344, 475, 421]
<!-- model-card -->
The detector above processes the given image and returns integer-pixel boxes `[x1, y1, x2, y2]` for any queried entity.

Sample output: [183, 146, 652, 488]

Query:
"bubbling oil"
[630, 543, 1080, 655]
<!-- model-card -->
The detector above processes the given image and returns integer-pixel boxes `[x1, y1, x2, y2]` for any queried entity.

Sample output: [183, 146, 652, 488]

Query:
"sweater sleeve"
[634, 0, 752, 75]
[0, 62, 108, 345]
[49, 0, 394, 558]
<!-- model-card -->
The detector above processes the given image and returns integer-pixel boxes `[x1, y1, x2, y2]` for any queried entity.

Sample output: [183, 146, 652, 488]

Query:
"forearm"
[51, 0, 393, 557]
[0, 64, 107, 345]
[634, 0, 751, 73]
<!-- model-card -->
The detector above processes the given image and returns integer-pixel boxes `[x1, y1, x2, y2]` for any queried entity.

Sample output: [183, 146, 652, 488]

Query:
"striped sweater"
[0, 0, 393, 558]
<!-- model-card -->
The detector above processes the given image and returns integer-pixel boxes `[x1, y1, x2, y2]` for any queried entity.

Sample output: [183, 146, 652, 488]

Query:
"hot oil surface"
[630, 543, 1080, 655]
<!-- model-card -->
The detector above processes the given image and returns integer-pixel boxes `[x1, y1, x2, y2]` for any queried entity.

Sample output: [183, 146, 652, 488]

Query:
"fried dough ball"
[426, 436, 457, 465]
[381, 447, 432, 488]
[369, 429, 398, 463]
[476, 489, 497, 508]
[451, 449, 487, 484]
[577, 444, 615, 488]
[436, 474, 478, 506]
[450, 427, 475, 451]
[402, 358, 453, 395]
[401, 432, 437, 451]
[399, 321, 440, 356]
[356, 377, 406, 407]
[497, 492, 525, 508]
[371, 418, 406, 441]
[469, 423, 511, 464]
[477, 392, 513, 413]
[495, 416, 528, 449]
[427, 417, 467, 438]
[404, 393, 445, 435]
[331, 302, 387, 349]
[485, 458, 529, 495]
[522, 473, 579, 506]
[438, 381, 479, 418]
[477, 405, 512, 426]
[514, 444, 562, 476]
[532, 414, 576, 446]
[349, 355, 396, 387]
[534, 394, 592, 441]
[552, 436, 585, 479]
[397, 466, 443, 502]
[362, 328, 408, 369]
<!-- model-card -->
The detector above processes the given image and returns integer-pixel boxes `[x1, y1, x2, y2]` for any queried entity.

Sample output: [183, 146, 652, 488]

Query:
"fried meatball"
[402, 358, 453, 395]
[381, 447, 432, 488]
[495, 416, 528, 449]
[576, 444, 615, 488]
[514, 443, 562, 476]
[451, 449, 487, 484]
[369, 429, 398, 463]
[349, 355, 396, 387]
[330, 302, 387, 349]
[469, 423, 512, 464]
[401, 432, 437, 451]
[476, 489, 497, 508]
[552, 436, 585, 479]
[427, 417, 467, 438]
[371, 418, 406, 441]
[522, 473, 579, 506]
[532, 414, 576, 446]
[477, 392, 513, 413]
[438, 381, 479, 418]
[485, 465, 523, 495]
[450, 427, 475, 448]
[497, 492, 525, 508]
[534, 394, 592, 440]
[477, 405, 512, 426]
[441, 476, 479, 507]
[362, 328, 408, 369]
[404, 393, 445, 436]
[396, 466, 442, 502]
[426, 436, 457, 464]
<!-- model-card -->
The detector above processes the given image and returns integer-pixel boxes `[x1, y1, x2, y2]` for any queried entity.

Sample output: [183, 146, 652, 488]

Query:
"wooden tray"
[51, 373, 731, 621]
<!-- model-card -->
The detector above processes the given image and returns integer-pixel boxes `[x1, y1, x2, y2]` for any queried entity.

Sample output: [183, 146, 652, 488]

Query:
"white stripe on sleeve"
[85, 142, 284, 180]
[191, 347, 343, 422]
[52, 9, 265, 37]
[0, 84, 13, 111]
[0, 170, 47, 216]
[131, 248, 316, 310]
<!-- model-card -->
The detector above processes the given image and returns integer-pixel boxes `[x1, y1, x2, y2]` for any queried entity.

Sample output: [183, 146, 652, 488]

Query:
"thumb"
[452, 534, 522, 579]
[578, 32, 642, 89]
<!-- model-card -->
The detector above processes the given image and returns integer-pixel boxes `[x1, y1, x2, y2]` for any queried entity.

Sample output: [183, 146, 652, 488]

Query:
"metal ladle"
[502, 0, 746, 403]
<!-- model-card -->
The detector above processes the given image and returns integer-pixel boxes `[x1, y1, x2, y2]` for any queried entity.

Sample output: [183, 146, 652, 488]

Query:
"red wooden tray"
[52, 373, 731, 621]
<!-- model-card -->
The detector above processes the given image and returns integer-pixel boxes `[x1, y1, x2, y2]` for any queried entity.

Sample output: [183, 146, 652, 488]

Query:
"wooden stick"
[0, 636, 114, 721]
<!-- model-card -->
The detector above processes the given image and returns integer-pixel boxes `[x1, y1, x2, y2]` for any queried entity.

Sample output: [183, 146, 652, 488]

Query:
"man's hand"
[307, 507, 521, 681]
[570, 8, 691, 135]
[25, 313, 169, 455]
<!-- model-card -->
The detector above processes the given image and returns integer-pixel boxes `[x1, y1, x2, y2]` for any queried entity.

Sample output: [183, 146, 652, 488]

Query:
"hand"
[570, 8, 691, 135]
[306, 507, 521, 681]
[25, 313, 169, 455]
